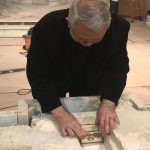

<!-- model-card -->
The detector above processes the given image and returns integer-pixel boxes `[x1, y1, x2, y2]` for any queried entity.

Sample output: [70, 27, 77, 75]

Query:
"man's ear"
[65, 17, 71, 29]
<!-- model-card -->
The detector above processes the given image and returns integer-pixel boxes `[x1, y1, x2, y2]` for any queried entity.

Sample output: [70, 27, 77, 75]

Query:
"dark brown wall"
[119, 0, 150, 19]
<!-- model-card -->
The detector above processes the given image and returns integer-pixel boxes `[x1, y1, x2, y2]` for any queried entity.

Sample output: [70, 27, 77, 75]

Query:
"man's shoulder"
[33, 9, 69, 36]
[34, 9, 68, 30]
[111, 15, 130, 32]
[44, 9, 69, 21]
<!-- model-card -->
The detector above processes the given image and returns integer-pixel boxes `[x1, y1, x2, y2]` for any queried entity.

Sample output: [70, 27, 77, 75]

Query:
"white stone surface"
[0, 97, 150, 150]
[105, 99, 150, 150]
[61, 96, 100, 113]
[82, 143, 105, 150]
[128, 96, 150, 111]
[0, 118, 82, 150]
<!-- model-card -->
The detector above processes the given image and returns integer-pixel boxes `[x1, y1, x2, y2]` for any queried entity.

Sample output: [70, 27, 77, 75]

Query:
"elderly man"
[27, 0, 130, 138]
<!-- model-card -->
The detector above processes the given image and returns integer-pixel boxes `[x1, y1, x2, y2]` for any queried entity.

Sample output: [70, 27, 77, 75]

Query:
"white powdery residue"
[32, 118, 82, 150]
[0, 126, 32, 149]
[117, 132, 150, 150]
[0, 118, 82, 150]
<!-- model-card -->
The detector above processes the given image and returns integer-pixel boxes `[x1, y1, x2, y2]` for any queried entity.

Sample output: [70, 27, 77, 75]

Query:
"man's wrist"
[101, 99, 115, 108]
[51, 106, 67, 118]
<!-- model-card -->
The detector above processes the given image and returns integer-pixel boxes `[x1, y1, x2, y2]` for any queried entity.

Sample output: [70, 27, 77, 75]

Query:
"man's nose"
[82, 41, 93, 47]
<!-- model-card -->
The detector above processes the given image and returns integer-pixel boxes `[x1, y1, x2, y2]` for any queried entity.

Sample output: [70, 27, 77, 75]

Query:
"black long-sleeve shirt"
[26, 9, 130, 113]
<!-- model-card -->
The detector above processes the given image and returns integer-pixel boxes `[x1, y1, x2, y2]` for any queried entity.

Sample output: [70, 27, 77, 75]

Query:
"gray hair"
[68, 0, 111, 31]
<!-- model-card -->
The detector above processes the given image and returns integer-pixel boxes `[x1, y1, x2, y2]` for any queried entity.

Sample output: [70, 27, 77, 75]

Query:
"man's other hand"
[51, 106, 85, 138]
[97, 99, 120, 136]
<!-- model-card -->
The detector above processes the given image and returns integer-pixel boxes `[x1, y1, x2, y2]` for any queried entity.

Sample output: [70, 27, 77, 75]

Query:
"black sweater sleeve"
[26, 14, 62, 113]
[100, 19, 130, 105]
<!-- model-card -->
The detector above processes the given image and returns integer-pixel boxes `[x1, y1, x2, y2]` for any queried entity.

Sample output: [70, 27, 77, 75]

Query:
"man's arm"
[97, 19, 130, 135]
[26, 23, 61, 112]
[26, 15, 85, 138]
[51, 106, 85, 138]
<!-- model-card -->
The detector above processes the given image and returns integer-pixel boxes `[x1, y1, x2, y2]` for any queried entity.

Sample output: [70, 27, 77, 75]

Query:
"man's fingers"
[100, 117, 105, 129]
[97, 101, 120, 136]
[114, 115, 120, 124]
[72, 125, 85, 139]
[99, 116, 117, 135]
[99, 125, 105, 136]
[99, 117, 105, 135]
[61, 124, 85, 138]
[104, 116, 110, 134]
[100, 116, 110, 135]
[109, 117, 115, 132]
[61, 128, 68, 136]
[67, 128, 76, 137]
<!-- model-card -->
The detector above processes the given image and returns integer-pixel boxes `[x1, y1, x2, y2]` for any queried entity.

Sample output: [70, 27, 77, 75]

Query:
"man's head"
[66, 0, 111, 46]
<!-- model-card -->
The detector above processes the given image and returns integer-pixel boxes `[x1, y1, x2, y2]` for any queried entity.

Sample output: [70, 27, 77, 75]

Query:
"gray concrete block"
[17, 99, 42, 125]
[0, 110, 17, 127]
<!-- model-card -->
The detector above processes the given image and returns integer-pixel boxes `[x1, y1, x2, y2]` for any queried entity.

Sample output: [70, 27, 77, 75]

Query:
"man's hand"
[97, 99, 120, 135]
[51, 106, 85, 138]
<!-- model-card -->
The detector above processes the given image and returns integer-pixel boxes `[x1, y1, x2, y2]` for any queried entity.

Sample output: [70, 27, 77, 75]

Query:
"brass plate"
[80, 131, 104, 144]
